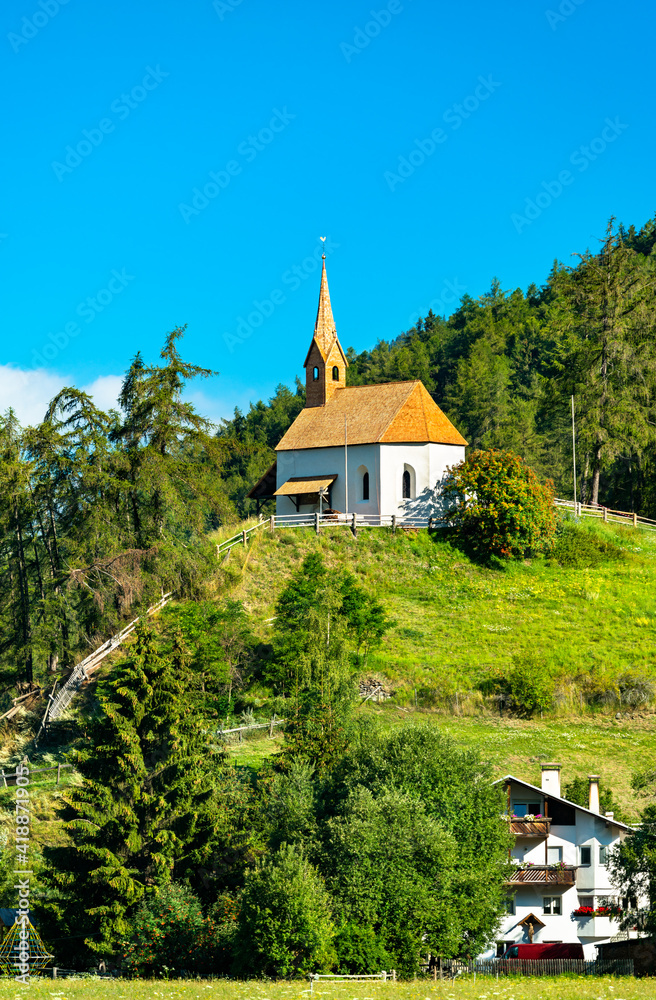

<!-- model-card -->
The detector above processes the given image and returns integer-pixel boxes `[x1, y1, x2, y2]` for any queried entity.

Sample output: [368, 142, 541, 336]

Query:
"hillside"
[207, 515, 656, 819]
[214, 516, 656, 708]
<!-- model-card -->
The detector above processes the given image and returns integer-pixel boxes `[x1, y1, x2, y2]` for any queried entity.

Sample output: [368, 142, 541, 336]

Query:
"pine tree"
[41, 623, 226, 961]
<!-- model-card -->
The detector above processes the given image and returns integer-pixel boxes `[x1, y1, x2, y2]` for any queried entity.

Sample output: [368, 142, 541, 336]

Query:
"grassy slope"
[213, 518, 656, 699]
[212, 518, 656, 820]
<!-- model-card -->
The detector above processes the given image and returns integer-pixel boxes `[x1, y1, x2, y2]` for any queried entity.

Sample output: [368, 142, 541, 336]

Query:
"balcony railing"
[506, 864, 577, 886]
[509, 818, 551, 837]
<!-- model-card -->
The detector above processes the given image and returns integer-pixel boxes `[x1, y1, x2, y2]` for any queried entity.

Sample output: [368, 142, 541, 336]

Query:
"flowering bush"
[442, 449, 556, 560]
[122, 882, 225, 977]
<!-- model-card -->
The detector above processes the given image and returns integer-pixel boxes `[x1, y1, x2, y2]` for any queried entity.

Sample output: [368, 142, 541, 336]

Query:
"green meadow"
[0, 975, 648, 999]
[214, 516, 656, 711]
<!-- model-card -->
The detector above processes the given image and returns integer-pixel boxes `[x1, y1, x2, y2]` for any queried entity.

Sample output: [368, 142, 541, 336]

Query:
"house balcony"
[509, 818, 551, 838]
[506, 864, 577, 886]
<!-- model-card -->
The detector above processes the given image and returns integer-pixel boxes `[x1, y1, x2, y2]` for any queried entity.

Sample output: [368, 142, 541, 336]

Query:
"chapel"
[247, 256, 467, 517]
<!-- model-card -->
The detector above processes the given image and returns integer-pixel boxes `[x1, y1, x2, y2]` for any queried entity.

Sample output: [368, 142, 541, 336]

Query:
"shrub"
[441, 449, 556, 560]
[552, 519, 623, 568]
[122, 882, 215, 977]
[333, 921, 393, 975]
[233, 843, 335, 978]
[506, 657, 553, 717]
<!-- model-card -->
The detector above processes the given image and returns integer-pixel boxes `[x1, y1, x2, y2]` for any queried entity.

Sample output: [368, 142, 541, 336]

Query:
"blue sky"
[1, 0, 654, 426]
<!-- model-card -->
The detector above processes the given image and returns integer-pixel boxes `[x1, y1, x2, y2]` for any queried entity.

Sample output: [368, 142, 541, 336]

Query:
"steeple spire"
[313, 254, 337, 359]
[303, 252, 348, 408]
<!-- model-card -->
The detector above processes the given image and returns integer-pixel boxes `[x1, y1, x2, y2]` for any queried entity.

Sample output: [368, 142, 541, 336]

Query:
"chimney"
[588, 775, 600, 813]
[541, 763, 561, 797]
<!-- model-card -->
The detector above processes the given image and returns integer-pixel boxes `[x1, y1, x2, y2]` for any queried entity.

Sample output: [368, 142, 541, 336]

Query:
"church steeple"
[303, 255, 348, 408]
[313, 255, 337, 356]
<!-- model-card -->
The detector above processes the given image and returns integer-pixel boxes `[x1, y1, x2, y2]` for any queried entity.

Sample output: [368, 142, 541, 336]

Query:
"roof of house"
[274, 475, 338, 496]
[245, 461, 277, 501]
[495, 774, 631, 831]
[276, 380, 467, 451]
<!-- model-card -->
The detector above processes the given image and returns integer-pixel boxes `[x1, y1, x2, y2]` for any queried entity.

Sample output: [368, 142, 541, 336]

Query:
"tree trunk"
[591, 441, 603, 506]
[581, 453, 591, 505]
[13, 503, 33, 684]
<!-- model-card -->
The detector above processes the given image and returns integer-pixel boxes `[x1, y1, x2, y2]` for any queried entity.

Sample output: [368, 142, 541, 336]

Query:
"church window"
[332, 366, 339, 381]
[402, 464, 416, 500]
[363, 471, 369, 501]
[313, 366, 319, 381]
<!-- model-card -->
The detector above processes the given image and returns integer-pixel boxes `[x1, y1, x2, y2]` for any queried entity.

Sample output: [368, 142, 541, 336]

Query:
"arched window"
[356, 465, 370, 503]
[402, 464, 416, 500]
[313, 366, 319, 381]
[332, 365, 339, 381]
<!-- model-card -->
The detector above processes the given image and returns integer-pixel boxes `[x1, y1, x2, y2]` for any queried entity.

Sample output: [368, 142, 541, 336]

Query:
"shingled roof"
[276, 380, 467, 451]
[303, 256, 348, 368]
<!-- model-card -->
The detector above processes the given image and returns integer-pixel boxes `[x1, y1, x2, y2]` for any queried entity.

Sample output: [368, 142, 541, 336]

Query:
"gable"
[303, 334, 348, 368]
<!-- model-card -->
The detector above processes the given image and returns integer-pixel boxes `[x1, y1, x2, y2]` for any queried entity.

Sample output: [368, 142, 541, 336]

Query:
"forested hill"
[218, 215, 656, 519]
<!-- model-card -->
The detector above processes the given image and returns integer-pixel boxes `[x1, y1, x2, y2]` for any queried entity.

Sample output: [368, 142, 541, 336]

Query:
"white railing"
[310, 971, 396, 993]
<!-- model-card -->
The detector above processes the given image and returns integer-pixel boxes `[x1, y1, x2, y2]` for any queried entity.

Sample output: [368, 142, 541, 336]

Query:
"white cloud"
[0, 365, 123, 427]
[82, 374, 123, 414]
[0, 365, 66, 426]
[0, 366, 258, 432]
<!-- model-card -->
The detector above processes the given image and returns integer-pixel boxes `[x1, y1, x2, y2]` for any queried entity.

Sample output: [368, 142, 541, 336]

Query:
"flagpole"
[571, 395, 577, 506]
[344, 416, 348, 517]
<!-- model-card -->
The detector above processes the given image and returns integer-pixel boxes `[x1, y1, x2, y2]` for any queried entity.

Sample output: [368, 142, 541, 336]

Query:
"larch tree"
[549, 218, 656, 505]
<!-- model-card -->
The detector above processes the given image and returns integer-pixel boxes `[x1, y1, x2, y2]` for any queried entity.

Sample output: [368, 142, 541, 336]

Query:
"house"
[481, 764, 643, 961]
[246, 255, 467, 517]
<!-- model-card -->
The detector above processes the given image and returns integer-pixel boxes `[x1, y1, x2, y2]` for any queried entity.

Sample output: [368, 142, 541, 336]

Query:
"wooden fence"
[217, 498, 656, 560]
[554, 498, 656, 531]
[216, 513, 435, 557]
[440, 957, 634, 978]
[216, 718, 286, 742]
[0, 762, 73, 788]
[35, 592, 173, 744]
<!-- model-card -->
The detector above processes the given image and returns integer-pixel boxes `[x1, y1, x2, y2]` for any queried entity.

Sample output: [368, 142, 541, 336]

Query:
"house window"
[362, 471, 369, 501]
[622, 895, 638, 910]
[513, 801, 541, 816]
[402, 470, 411, 498]
[313, 366, 319, 381]
[496, 941, 513, 957]
[332, 365, 339, 380]
[578, 896, 594, 909]
[599, 846, 608, 865]
[547, 846, 562, 865]
[504, 897, 515, 915]
[580, 846, 592, 866]
[543, 896, 562, 915]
